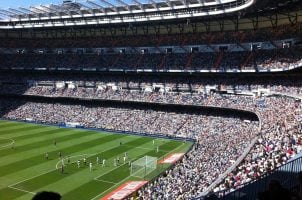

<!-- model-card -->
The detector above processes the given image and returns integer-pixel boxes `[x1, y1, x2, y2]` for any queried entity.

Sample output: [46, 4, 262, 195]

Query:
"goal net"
[130, 156, 157, 178]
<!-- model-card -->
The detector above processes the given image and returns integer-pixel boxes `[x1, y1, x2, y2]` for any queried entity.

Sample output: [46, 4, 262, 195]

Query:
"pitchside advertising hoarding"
[101, 181, 148, 200]
[159, 153, 185, 164]
[102, 153, 185, 199]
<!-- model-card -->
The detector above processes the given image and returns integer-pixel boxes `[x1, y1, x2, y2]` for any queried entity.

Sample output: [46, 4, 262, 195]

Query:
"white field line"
[92, 140, 174, 181]
[9, 156, 92, 188]
[0, 137, 15, 148]
[55, 154, 95, 169]
[123, 145, 170, 152]
[90, 160, 141, 200]
[94, 179, 117, 184]
[92, 140, 172, 181]
[90, 142, 185, 200]
[8, 141, 131, 188]
[8, 185, 36, 195]
[8, 168, 56, 187]
[93, 159, 132, 181]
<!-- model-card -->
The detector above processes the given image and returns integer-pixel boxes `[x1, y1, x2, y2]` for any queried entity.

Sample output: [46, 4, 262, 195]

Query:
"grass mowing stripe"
[0, 120, 42, 127]
[0, 120, 11, 124]
[157, 140, 184, 152]
[0, 131, 112, 167]
[0, 134, 127, 176]
[62, 181, 114, 200]
[0, 187, 27, 200]
[96, 162, 131, 184]
[1, 138, 139, 199]
[6, 138, 149, 200]
[0, 128, 75, 163]
[11, 137, 151, 192]
[100, 137, 151, 160]
[0, 125, 46, 136]
[0, 129, 81, 157]
[67, 141, 176, 199]
[99, 140, 178, 183]
[0, 122, 42, 130]
[0, 121, 193, 200]
[98, 141, 188, 200]
[0, 122, 29, 129]
[63, 140, 182, 200]
[11, 128, 72, 143]
[0, 120, 10, 123]
[3, 128, 102, 141]
[0, 138, 11, 145]
[0, 122, 35, 128]
[0, 127, 56, 140]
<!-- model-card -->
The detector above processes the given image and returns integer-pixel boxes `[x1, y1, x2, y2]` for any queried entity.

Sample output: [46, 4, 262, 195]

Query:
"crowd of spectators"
[134, 94, 302, 199]
[0, 98, 259, 198]
[210, 95, 302, 193]
[1, 73, 302, 198]
[244, 49, 302, 70]
[0, 100, 257, 140]
[0, 13, 301, 200]
[1, 75, 302, 198]
[0, 48, 301, 71]
[0, 73, 300, 105]
[0, 23, 300, 48]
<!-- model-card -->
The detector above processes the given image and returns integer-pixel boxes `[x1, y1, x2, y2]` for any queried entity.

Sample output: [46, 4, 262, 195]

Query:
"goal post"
[130, 156, 157, 178]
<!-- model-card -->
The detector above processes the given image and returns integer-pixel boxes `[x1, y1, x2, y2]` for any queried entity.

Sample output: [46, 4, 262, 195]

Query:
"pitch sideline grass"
[0, 120, 193, 200]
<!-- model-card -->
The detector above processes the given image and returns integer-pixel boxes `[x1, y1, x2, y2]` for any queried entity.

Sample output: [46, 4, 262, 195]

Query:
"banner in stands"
[101, 181, 148, 200]
[65, 122, 79, 128]
[159, 153, 185, 164]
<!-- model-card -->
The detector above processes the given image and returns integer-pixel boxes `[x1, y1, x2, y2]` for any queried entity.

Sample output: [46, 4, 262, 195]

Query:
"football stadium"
[0, 0, 302, 199]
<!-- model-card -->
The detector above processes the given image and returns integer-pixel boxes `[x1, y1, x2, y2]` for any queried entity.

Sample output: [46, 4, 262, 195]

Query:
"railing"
[2, 90, 297, 200]
[218, 155, 302, 200]
[210, 91, 302, 200]
[195, 111, 262, 198]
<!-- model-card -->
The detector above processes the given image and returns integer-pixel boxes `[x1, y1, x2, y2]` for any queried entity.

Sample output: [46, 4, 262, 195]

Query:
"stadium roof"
[0, 0, 255, 28]
[0, 0, 300, 29]
[0, 0, 251, 18]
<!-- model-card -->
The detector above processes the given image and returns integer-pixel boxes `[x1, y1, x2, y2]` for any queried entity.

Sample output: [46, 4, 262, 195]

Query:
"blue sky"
[0, 0, 147, 9]
[0, 1, 70, 9]
[0, 0, 152, 11]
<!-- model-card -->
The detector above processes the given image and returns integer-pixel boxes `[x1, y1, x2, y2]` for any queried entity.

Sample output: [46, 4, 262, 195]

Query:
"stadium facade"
[0, 0, 302, 199]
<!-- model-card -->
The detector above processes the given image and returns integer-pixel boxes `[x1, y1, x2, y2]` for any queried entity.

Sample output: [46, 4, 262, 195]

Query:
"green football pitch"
[0, 120, 193, 200]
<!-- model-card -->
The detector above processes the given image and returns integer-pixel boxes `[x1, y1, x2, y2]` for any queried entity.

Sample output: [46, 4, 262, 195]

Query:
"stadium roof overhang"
[0, 0, 255, 29]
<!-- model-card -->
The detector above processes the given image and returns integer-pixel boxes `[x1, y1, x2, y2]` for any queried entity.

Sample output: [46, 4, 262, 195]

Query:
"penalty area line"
[9, 142, 130, 191]
[94, 179, 118, 184]
[8, 185, 36, 195]
[123, 145, 170, 152]
[8, 168, 56, 188]
[55, 153, 95, 169]
[91, 155, 146, 200]
[90, 142, 185, 200]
